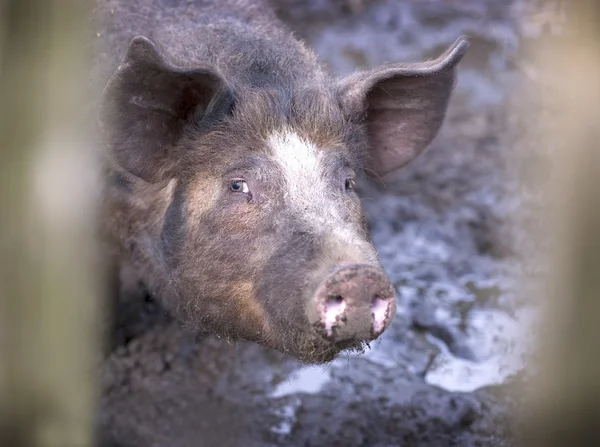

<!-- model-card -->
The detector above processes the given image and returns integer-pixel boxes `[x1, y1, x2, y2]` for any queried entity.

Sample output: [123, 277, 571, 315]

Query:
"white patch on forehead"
[269, 131, 320, 179]
[268, 130, 323, 208]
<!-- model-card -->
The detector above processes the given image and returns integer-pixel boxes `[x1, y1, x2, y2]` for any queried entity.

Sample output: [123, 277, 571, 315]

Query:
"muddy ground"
[98, 1, 558, 446]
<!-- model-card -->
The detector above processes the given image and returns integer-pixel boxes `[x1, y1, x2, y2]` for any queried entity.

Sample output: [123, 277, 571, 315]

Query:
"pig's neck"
[102, 169, 176, 299]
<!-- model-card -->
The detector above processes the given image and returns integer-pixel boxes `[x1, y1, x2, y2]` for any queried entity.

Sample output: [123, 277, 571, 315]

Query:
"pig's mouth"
[271, 329, 370, 364]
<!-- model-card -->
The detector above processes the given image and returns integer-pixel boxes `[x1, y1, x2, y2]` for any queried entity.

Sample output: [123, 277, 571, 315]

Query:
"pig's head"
[100, 36, 469, 363]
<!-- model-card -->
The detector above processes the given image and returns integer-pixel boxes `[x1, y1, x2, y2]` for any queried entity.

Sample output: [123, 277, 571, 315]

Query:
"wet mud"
[98, 1, 558, 446]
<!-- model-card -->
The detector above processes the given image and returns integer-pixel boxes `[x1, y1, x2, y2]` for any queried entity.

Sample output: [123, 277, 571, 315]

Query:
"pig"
[95, 0, 469, 363]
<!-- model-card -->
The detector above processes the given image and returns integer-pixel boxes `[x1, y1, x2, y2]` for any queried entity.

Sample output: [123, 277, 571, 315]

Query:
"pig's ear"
[99, 36, 234, 184]
[337, 36, 469, 177]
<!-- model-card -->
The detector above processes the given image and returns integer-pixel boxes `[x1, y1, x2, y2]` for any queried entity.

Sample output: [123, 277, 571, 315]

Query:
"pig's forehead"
[186, 85, 367, 171]
[266, 130, 347, 173]
[225, 85, 359, 148]
[217, 130, 355, 175]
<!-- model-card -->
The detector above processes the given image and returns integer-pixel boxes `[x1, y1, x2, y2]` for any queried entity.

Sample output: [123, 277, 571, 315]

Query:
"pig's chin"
[265, 330, 369, 365]
[273, 337, 367, 364]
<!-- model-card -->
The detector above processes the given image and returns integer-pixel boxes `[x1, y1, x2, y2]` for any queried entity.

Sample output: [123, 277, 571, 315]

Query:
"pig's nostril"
[371, 296, 391, 334]
[324, 295, 346, 336]
[329, 295, 344, 305]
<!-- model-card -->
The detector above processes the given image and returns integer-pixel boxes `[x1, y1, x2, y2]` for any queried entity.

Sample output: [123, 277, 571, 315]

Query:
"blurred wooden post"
[0, 1, 101, 446]
[522, 1, 600, 445]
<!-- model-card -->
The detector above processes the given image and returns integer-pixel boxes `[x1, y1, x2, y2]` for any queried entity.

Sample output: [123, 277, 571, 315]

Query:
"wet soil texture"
[99, 1, 560, 446]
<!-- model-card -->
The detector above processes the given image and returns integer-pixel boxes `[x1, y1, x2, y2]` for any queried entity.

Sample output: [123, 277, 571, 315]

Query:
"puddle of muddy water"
[271, 365, 332, 398]
[425, 306, 538, 392]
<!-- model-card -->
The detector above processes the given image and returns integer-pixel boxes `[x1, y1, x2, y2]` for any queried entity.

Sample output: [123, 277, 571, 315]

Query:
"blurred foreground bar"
[523, 1, 600, 445]
[0, 1, 101, 447]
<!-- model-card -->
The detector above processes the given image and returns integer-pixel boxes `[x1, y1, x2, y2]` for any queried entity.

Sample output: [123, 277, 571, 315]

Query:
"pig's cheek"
[218, 206, 265, 241]
[227, 280, 271, 339]
[185, 178, 220, 223]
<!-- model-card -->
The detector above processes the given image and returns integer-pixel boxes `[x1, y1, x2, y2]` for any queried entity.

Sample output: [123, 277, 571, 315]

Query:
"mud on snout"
[252, 230, 398, 363]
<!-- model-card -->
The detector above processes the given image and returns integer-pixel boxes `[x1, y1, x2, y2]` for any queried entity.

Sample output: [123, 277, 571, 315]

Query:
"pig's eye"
[230, 179, 249, 194]
[345, 178, 355, 191]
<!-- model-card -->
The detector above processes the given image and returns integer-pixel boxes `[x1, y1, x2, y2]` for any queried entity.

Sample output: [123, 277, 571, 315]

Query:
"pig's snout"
[308, 264, 397, 343]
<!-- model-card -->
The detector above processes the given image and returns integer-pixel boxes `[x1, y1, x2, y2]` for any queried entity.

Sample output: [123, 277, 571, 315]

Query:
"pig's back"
[90, 0, 323, 93]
